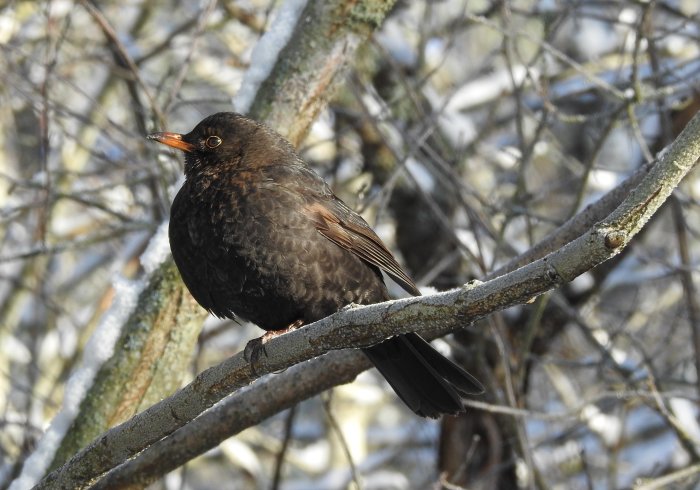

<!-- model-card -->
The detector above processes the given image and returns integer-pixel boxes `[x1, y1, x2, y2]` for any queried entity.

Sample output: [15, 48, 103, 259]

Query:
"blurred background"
[2, 0, 700, 488]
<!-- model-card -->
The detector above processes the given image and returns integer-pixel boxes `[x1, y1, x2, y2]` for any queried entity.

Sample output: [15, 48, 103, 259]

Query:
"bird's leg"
[244, 319, 305, 368]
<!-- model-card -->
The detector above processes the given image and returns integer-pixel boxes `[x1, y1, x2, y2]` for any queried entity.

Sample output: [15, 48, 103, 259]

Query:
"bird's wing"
[263, 163, 420, 296]
[305, 199, 420, 297]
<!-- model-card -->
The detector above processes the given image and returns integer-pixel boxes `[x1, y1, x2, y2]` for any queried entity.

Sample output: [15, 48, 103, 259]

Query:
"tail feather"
[403, 333, 484, 396]
[363, 333, 483, 418]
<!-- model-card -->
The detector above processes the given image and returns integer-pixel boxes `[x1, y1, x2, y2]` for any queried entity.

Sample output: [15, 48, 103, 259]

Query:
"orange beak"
[147, 131, 195, 153]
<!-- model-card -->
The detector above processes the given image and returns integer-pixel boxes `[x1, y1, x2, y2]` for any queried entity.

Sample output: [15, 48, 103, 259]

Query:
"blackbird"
[148, 112, 483, 417]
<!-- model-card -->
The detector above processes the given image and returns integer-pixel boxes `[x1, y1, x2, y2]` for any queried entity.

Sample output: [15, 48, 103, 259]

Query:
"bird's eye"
[205, 136, 222, 148]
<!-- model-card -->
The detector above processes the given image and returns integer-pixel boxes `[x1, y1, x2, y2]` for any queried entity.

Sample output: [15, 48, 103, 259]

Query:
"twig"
[634, 461, 700, 490]
[323, 394, 362, 490]
[671, 196, 700, 399]
[79, 0, 165, 126]
[270, 405, 298, 490]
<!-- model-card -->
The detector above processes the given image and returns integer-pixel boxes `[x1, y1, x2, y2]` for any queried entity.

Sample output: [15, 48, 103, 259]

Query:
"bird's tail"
[362, 333, 483, 418]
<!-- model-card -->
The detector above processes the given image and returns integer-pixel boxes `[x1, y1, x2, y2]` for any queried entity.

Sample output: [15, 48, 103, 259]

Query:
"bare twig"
[270, 405, 297, 490]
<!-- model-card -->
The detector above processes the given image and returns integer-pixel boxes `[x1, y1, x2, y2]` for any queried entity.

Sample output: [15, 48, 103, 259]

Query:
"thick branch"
[91, 351, 371, 489]
[250, 0, 396, 146]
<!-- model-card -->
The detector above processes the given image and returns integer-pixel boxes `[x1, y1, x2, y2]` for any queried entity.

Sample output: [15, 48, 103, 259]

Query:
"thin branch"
[323, 395, 362, 490]
[671, 196, 700, 399]
[270, 405, 297, 490]
[634, 462, 700, 490]
[90, 351, 371, 490]
[79, 0, 165, 126]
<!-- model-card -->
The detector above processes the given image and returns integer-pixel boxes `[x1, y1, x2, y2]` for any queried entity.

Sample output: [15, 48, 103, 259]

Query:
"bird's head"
[147, 112, 294, 176]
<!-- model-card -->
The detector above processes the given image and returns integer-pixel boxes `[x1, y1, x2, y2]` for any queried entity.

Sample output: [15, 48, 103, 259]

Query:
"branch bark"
[250, 0, 396, 146]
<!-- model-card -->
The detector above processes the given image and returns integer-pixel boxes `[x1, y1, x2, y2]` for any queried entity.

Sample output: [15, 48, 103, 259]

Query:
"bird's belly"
[232, 228, 388, 329]
[175, 226, 386, 331]
[170, 183, 389, 331]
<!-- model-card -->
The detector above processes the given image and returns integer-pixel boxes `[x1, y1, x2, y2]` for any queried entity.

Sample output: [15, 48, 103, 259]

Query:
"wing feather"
[263, 164, 420, 296]
[305, 201, 420, 296]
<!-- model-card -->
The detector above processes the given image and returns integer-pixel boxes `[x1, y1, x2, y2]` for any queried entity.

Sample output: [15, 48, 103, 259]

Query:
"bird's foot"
[243, 337, 267, 367]
[244, 319, 305, 371]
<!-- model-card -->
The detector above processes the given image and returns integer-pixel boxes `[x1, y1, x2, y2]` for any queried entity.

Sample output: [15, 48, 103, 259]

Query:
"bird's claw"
[244, 337, 268, 368]
[244, 321, 304, 373]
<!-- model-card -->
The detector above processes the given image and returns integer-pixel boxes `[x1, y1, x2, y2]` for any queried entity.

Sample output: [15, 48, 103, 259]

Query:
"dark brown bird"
[148, 112, 483, 417]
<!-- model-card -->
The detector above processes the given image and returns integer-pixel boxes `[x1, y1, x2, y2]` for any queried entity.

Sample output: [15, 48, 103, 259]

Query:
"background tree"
[2, 1, 700, 489]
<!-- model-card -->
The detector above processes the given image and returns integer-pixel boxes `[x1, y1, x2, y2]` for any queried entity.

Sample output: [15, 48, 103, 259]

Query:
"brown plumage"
[148, 112, 483, 417]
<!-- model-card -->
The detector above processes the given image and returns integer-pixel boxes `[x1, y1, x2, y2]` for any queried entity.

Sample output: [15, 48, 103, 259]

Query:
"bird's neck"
[183, 154, 240, 179]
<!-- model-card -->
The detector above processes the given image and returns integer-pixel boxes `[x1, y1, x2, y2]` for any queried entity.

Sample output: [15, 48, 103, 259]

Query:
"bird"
[147, 112, 483, 417]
